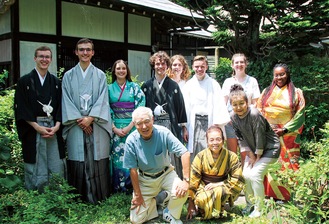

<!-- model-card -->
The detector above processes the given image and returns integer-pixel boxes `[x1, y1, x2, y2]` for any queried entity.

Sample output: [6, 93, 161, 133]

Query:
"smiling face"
[171, 59, 183, 77]
[232, 55, 247, 74]
[207, 129, 224, 155]
[154, 57, 168, 78]
[192, 59, 208, 81]
[134, 113, 154, 140]
[34, 50, 52, 72]
[114, 62, 127, 81]
[231, 95, 248, 117]
[273, 66, 288, 88]
[75, 42, 94, 64]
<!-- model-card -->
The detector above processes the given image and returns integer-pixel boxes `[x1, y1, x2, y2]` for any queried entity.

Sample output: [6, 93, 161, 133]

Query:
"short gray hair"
[132, 107, 153, 123]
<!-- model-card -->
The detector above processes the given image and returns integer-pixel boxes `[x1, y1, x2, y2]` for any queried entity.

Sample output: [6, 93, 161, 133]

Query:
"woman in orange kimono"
[257, 63, 305, 200]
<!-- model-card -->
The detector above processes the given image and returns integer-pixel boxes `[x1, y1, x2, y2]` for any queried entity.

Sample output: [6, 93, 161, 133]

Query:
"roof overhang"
[64, 0, 209, 32]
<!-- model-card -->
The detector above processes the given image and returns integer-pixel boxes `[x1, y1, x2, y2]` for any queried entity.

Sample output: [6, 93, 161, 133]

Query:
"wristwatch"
[183, 177, 190, 183]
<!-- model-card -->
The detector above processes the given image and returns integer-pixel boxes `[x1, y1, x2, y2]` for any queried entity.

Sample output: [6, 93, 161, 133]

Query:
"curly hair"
[149, 51, 170, 69]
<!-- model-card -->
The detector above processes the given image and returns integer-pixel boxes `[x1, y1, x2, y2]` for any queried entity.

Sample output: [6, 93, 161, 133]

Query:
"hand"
[77, 117, 94, 128]
[183, 127, 189, 143]
[122, 126, 132, 136]
[130, 194, 146, 214]
[247, 152, 257, 168]
[175, 179, 189, 198]
[42, 126, 58, 138]
[38, 126, 54, 138]
[113, 127, 126, 137]
[77, 117, 94, 135]
[273, 127, 285, 137]
[204, 182, 223, 191]
[186, 199, 197, 220]
[83, 126, 93, 135]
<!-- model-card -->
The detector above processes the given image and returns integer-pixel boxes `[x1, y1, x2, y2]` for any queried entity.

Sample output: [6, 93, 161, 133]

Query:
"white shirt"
[222, 75, 260, 112]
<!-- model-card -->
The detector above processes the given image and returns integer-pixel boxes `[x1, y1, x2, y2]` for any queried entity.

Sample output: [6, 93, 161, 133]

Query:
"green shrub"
[214, 57, 232, 85]
[282, 122, 329, 223]
[0, 71, 23, 194]
[0, 176, 90, 223]
[0, 176, 132, 223]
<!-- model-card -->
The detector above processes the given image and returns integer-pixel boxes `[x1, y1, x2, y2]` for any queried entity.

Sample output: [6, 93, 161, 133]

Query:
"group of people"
[14, 37, 305, 223]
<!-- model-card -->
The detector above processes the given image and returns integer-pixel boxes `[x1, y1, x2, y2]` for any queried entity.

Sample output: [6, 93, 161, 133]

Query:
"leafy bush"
[0, 70, 23, 194]
[0, 176, 131, 223]
[214, 57, 232, 85]
[0, 70, 8, 92]
[0, 176, 86, 223]
[282, 122, 329, 223]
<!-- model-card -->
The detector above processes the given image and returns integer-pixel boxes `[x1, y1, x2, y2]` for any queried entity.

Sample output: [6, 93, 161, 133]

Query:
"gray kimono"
[62, 63, 112, 161]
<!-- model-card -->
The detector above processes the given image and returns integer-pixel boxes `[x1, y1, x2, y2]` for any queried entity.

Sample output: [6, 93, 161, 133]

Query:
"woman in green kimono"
[108, 60, 145, 193]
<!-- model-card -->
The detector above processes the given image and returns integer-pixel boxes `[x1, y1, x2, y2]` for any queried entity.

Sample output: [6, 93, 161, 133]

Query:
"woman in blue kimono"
[108, 60, 145, 193]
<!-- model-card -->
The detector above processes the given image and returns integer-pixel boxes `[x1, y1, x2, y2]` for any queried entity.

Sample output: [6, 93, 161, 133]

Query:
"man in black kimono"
[142, 51, 188, 145]
[14, 46, 65, 191]
[141, 51, 188, 213]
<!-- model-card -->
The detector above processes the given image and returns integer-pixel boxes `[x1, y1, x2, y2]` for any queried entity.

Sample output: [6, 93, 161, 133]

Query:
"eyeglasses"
[37, 55, 51, 60]
[78, 48, 92, 52]
[274, 72, 286, 78]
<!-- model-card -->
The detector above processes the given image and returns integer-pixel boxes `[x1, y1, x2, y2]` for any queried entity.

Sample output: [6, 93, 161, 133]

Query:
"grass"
[98, 193, 280, 224]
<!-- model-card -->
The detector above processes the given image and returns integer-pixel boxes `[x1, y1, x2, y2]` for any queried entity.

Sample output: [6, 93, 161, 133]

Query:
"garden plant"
[1, 57, 329, 223]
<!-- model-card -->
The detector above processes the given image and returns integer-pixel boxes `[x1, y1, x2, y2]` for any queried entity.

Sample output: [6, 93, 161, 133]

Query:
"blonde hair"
[193, 55, 208, 66]
[168, 55, 191, 81]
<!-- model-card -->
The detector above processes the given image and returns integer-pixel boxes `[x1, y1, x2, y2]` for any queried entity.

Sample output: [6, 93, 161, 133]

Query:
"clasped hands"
[77, 117, 94, 135]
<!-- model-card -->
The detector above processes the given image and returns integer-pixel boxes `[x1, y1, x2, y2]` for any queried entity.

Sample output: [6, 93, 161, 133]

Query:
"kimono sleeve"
[223, 152, 244, 197]
[133, 82, 146, 108]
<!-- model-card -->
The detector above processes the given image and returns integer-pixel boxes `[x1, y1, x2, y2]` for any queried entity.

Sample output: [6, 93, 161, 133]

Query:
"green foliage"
[214, 57, 232, 85]
[0, 70, 23, 194]
[105, 68, 112, 84]
[282, 122, 329, 223]
[303, 103, 328, 143]
[173, 0, 329, 59]
[0, 176, 87, 223]
[0, 70, 8, 92]
[56, 67, 65, 80]
[0, 177, 131, 223]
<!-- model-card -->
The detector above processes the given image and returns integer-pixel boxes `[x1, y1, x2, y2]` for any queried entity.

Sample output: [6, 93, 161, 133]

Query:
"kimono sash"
[154, 114, 171, 131]
[110, 102, 134, 119]
[202, 173, 228, 186]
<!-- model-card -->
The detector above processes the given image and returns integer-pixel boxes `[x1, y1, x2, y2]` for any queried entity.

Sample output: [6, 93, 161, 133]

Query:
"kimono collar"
[78, 62, 93, 79]
[34, 68, 48, 86]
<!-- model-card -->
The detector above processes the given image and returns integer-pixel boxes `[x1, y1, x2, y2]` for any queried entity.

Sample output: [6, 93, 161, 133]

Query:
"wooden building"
[0, 0, 225, 87]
